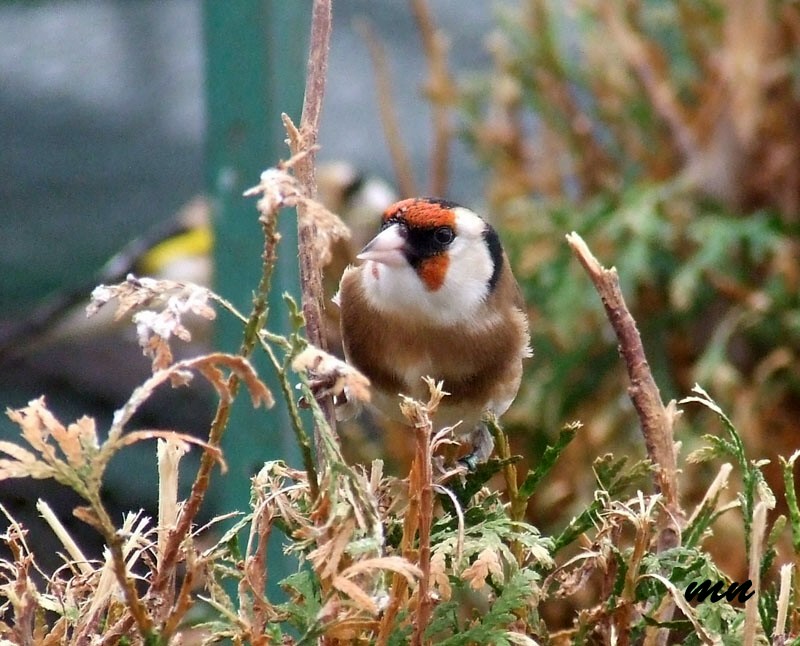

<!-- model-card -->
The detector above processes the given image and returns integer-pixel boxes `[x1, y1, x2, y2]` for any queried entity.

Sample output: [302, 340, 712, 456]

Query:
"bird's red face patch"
[417, 254, 450, 291]
[379, 198, 460, 291]
[382, 198, 457, 230]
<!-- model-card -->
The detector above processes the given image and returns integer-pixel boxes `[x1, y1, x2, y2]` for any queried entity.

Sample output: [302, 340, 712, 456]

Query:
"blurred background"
[0, 0, 492, 572]
[1, 0, 799, 605]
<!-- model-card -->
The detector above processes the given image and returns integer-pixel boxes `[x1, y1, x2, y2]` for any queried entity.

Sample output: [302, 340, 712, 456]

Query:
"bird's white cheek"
[359, 261, 422, 316]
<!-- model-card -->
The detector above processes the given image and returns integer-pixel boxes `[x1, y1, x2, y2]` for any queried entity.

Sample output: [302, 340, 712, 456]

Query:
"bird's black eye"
[433, 226, 454, 246]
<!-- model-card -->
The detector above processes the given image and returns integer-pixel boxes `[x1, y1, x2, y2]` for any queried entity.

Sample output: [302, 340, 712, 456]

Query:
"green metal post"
[203, 1, 310, 592]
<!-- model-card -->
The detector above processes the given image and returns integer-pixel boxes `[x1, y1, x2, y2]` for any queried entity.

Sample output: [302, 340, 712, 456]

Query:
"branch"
[286, 0, 338, 451]
[410, 410, 434, 646]
[292, 0, 331, 350]
[410, 0, 455, 196]
[566, 232, 682, 552]
[84, 499, 154, 640]
[148, 161, 289, 626]
[355, 18, 418, 198]
[596, 2, 698, 161]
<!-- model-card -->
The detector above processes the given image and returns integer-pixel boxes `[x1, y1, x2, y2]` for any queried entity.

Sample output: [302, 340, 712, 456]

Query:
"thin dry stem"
[774, 563, 793, 640]
[245, 165, 322, 499]
[410, 0, 455, 196]
[355, 18, 418, 198]
[377, 380, 443, 645]
[596, 2, 698, 162]
[487, 417, 525, 520]
[87, 492, 154, 639]
[286, 0, 339, 457]
[566, 232, 682, 552]
[291, 0, 331, 350]
[686, 462, 733, 527]
[376, 462, 419, 646]
[240, 500, 276, 638]
[410, 416, 434, 645]
[108, 190, 280, 636]
[146, 210, 284, 630]
[743, 501, 768, 646]
[487, 416, 525, 565]
[36, 499, 92, 576]
[162, 558, 196, 639]
[146, 391, 231, 633]
[157, 438, 187, 571]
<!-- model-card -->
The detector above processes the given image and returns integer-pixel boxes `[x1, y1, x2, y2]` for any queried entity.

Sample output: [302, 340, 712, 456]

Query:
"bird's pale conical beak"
[357, 223, 406, 266]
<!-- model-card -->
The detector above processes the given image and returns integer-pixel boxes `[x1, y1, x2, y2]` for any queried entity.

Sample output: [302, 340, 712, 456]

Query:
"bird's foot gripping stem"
[457, 423, 495, 471]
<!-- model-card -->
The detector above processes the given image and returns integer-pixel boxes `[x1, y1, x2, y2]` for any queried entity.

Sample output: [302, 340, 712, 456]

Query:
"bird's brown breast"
[338, 265, 529, 418]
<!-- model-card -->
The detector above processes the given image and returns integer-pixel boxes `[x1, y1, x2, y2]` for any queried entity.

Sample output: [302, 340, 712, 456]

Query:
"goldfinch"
[336, 197, 531, 464]
[0, 162, 394, 361]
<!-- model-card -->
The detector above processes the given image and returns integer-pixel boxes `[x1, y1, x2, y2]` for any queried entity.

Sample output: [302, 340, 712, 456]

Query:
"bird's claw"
[457, 452, 480, 472]
[456, 423, 495, 471]
[298, 375, 348, 408]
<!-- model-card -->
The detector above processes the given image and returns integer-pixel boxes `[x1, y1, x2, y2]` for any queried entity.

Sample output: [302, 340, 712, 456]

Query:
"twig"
[411, 413, 434, 645]
[596, 2, 698, 162]
[568, 231, 677, 646]
[355, 18, 418, 198]
[410, 0, 454, 196]
[242, 159, 321, 500]
[566, 232, 682, 552]
[88, 499, 154, 640]
[376, 458, 419, 646]
[377, 382, 441, 645]
[241, 499, 278, 638]
[146, 157, 289, 630]
[285, 0, 338, 458]
[743, 502, 768, 646]
[162, 558, 196, 639]
[526, 1, 614, 196]
[260, 335, 320, 500]
[487, 416, 525, 564]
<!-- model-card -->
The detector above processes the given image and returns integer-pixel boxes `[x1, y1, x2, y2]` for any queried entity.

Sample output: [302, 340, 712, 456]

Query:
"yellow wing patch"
[138, 225, 213, 276]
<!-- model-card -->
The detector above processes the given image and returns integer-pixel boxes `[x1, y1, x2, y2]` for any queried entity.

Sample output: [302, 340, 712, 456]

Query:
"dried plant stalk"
[292, 0, 331, 352]
[487, 416, 526, 565]
[405, 397, 436, 644]
[410, 0, 454, 196]
[774, 563, 793, 640]
[285, 0, 340, 456]
[36, 499, 92, 576]
[157, 438, 187, 570]
[356, 18, 418, 198]
[377, 469, 419, 645]
[743, 501, 768, 646]
[138, 206, 282, 636]
[566, 232, 682, 551]
[376, 379, 443, 645]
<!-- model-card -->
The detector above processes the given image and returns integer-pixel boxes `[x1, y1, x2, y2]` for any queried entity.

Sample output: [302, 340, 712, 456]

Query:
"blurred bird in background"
[0, 162, 397, 384]
[0, 197, 212, 366]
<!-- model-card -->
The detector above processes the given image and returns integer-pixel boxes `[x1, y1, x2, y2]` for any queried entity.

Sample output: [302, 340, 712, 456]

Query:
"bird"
[0, 162, 395, 363]
[336, 197, 531, 465]
[0, 196, 213, 363]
